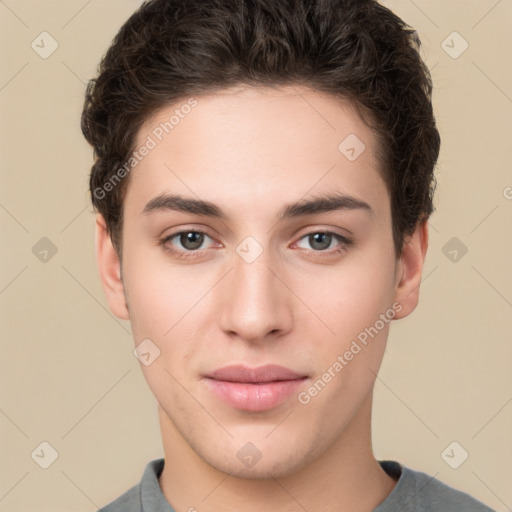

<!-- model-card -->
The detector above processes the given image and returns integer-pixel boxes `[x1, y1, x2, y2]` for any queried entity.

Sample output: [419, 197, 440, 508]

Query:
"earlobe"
[95, 213, 130, 320]
[392, 219, 429, 320]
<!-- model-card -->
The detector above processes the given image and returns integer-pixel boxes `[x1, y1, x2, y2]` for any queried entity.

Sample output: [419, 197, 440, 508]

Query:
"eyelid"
[161, 225, 217, 241]
[294, 226, 352, 242]
[161, 226, 351, 244]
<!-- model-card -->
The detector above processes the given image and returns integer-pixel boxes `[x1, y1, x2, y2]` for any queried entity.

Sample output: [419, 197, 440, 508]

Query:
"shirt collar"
[139, 457, 406, 512]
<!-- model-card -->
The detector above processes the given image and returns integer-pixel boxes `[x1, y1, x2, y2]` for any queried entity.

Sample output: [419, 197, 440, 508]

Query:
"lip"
[203, 364, 309, 412]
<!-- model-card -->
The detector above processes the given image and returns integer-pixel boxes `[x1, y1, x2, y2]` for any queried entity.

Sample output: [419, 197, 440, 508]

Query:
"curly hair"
[81, 0, 440, 261]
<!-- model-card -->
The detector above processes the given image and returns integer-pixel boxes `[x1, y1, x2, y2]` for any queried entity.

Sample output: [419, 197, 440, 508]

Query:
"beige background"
[0, 0, 511, 510]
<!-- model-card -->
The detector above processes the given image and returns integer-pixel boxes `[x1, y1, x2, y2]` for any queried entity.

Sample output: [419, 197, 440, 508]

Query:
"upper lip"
[205, 364, 307, 383]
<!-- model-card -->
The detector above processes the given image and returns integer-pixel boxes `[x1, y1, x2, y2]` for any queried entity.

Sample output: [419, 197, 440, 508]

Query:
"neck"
[157, 392, 397, 512]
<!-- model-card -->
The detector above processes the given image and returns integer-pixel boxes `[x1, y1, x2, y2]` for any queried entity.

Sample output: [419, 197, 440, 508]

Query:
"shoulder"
[378, 461, 495, 512]
[97, 482, 141, 512]
[96, 458, 166, 512]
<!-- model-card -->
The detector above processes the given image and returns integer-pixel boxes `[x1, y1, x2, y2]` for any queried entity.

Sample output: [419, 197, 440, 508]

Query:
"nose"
[218, 245, 293, 343]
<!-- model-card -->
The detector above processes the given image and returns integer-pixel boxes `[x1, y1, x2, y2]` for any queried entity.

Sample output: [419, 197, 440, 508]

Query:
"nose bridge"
[219, 238, 290, 340]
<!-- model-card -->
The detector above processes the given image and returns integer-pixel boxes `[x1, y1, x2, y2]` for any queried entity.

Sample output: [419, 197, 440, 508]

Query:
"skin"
[95, 84, 428, 512]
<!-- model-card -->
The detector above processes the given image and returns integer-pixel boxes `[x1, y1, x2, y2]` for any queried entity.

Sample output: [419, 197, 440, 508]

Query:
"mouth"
[203, 364, 309, 412]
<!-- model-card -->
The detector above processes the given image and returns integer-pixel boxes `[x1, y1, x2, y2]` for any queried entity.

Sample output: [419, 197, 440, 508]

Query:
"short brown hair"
[81, 0, 440, 261]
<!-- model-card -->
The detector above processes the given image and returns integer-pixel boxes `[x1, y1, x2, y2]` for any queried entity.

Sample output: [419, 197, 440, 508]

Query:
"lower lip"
[204, 378, 307, 412]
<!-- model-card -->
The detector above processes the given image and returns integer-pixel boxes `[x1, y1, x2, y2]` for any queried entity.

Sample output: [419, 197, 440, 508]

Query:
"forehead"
[124, 84, 387, 221]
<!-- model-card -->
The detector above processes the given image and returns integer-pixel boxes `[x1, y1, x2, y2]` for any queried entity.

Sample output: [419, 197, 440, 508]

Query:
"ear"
[95, 213, 130, 320]
[392, 218, 429, 320]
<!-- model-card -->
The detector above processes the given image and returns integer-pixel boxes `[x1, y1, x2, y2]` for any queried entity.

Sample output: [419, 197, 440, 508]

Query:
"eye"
[160, 229, 353, 260]
[295, 231, 352, 255]
[160, 230, 215, 259]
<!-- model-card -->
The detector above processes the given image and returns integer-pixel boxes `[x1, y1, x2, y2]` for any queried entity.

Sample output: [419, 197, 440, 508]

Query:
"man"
[81, 0, 495, 510]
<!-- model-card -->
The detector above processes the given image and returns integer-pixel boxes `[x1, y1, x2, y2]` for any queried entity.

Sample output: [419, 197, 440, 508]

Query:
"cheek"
[295, 255, 396, 343]
[123, 251, 208, 372]
[129, 273, 202, 405]
[292, 250, 397, 406]
[298, 282, 394, 422]
[123, 245, 205, 340]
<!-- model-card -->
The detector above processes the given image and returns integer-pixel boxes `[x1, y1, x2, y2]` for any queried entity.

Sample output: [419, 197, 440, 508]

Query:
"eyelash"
[159, 229, 353, 260]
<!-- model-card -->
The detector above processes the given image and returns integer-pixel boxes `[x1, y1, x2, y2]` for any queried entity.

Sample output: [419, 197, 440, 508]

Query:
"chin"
[200, 439, 317, 480]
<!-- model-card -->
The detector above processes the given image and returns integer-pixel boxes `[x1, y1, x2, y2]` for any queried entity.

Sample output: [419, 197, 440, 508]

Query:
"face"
[96, 84, 427, 478]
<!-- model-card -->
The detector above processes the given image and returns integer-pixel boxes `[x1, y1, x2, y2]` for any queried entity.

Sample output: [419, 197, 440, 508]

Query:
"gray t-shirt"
[97, 458, 495, 512]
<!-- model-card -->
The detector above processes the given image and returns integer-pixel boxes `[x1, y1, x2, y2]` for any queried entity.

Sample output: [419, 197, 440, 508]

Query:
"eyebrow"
[141, 191, 374, 219]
